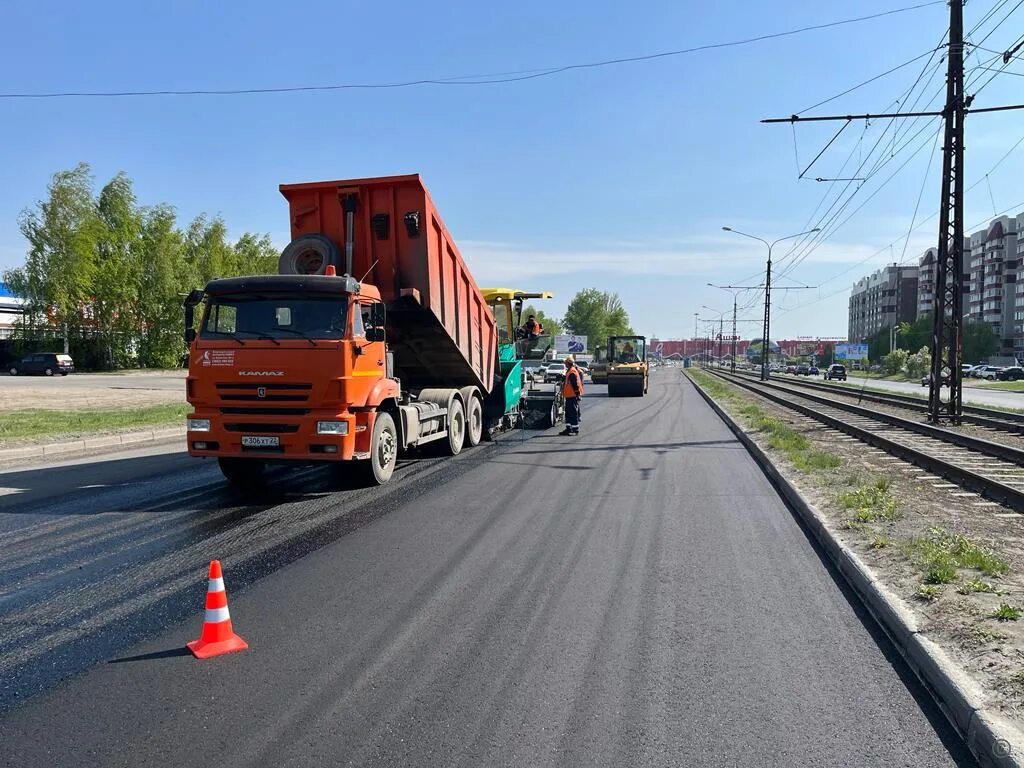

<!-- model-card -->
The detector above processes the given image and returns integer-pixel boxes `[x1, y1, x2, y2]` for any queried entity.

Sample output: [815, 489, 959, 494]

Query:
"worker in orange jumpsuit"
[560, 356, 584, 436]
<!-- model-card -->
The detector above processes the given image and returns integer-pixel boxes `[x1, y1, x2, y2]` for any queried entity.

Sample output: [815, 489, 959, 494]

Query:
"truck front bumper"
[185, 410, 365, 461]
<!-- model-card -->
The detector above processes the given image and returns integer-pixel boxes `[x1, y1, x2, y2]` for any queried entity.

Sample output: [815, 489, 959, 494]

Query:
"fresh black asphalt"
[0, 371, 976, 766]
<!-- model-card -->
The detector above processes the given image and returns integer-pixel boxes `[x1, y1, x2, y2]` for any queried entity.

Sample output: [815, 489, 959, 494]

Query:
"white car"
[977, 366, 1005, 380]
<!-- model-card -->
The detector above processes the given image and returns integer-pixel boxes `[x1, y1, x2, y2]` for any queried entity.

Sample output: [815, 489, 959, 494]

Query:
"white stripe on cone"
[208, 577, 225, 593]
[204, 606, 231, 623]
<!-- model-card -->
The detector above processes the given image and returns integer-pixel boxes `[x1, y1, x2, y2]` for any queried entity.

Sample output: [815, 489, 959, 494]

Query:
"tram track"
[709, 369, 1024, 512]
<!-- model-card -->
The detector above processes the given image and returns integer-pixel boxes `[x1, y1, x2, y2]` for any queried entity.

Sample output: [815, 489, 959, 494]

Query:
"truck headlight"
[317, 421, 349, 435]
[187, 418, 211, 432]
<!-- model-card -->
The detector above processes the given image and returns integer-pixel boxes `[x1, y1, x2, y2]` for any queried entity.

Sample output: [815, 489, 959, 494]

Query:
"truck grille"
[215, 382, 312, 403]
[220, 407, 311, 415]
[224, 423, 300, 433]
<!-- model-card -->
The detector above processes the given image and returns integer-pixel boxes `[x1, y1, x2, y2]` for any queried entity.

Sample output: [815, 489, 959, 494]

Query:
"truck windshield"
[202, 293, 348, 341]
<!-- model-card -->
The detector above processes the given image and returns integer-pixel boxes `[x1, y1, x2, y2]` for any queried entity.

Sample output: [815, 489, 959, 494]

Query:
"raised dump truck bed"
[279, 174, 496, 394]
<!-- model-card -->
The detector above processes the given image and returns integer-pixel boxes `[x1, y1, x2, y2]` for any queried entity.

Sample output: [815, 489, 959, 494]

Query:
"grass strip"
[0, 403, 188, 444]
[689, 370, 840, 472]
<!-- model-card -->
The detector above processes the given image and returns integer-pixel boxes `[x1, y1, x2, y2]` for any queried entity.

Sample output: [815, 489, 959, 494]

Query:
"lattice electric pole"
[760, 1, 1024, 424]
[928, 0, 966, 424]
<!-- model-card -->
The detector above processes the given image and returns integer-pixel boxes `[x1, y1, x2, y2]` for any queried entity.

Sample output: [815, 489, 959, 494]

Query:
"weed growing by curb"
[902, 528, 1009, 585]
[837, 478, 900, 526]
[957, 579, 999, 596]
[990, 603, 1022, 622]
[917, 584, 942, 601]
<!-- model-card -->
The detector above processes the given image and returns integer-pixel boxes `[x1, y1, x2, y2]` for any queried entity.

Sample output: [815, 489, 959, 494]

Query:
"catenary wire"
[0, 2, 946, 99]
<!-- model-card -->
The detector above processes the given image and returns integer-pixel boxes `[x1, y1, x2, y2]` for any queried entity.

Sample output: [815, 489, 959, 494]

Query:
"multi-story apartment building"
[916, 241, 970, 320]
[848, 265, 918, 342]
[965, 214, 1020, 354]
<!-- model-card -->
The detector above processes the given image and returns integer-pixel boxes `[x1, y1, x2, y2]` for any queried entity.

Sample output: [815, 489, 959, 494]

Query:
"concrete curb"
[0, 426, 185, 464]
[687, 372, 1024, 768]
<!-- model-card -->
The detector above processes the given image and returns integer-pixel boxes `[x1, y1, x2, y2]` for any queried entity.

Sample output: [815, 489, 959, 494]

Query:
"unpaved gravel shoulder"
[691, 370, 1024, 729]
[0, 371, 186, 411]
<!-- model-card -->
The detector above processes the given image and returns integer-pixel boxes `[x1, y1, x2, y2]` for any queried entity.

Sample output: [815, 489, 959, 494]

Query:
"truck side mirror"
[182, 289, 205, 346]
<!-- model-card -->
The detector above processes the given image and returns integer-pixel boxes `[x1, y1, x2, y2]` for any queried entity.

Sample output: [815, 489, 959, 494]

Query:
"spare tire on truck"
[278, 234, 340, 275]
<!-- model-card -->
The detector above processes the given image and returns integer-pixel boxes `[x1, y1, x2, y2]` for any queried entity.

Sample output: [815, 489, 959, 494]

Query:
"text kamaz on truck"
[183, 174, 559, 486]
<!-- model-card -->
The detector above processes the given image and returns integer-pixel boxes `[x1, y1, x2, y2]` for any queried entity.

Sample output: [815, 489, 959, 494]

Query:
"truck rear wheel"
[218, 457, 266, 486]
[360, 412, 398, 485]
[465, 396, 483, 447]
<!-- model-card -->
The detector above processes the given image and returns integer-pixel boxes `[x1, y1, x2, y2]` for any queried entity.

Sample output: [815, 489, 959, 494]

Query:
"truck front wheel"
[218, 457, 266, 486]
[362, 412, 398, 485]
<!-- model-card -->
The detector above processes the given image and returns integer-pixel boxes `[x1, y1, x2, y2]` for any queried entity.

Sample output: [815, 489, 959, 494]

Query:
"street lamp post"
[721, 226, 821, 380]
[707, 283, 758, 373]
[702, 305, 727, 369]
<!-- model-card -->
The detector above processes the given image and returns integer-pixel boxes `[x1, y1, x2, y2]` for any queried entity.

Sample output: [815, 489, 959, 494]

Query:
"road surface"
[0, 371, 974, 766]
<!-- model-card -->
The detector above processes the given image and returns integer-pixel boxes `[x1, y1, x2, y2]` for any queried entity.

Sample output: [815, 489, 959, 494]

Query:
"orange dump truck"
[183, 174, 502, 485]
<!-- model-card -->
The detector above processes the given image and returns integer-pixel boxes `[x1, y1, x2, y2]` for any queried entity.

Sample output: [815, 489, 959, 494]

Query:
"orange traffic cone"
[186, 560, 248, 659]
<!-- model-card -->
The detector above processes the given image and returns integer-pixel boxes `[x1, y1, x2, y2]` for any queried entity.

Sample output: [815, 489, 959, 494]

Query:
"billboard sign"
[554, 334, 588, 354]
[835, 343, 868, 360]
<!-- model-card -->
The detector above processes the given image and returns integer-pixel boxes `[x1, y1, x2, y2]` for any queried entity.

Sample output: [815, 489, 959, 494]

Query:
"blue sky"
[2, 0, 1023, 340]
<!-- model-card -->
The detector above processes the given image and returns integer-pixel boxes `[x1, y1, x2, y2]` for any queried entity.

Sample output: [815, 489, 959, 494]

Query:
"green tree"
[6, 163, 102, 353]
[232, 232, 279, 275]
[562, 288, 634, 351]
[184, 215, 234, 285]
[906, 345, 931, 378]
[136, 204, 188, 367]
[882, 348, 909, 375]
[95, 172, 144, 367]
[963, 320, 998, 363]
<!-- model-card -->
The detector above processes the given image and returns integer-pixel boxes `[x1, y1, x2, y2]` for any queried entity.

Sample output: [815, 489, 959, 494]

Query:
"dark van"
[8, 353, 75, 376]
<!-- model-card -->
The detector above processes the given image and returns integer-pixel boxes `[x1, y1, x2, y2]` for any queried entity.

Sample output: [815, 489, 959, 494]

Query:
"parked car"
[796, 364, 810, 375]
[921, 372, 932, 387]
[964, 364, 985, 377]
[824, 364, 847, 381]
[786, 365, 798, 374]
[808, 366, 820, 376]
[869, 364, 883, 373]
[977, 365, 1005, 380]
[544, 361, 566, 384]
[8, 353, 74, 376]
[997, 366, 1024, 381]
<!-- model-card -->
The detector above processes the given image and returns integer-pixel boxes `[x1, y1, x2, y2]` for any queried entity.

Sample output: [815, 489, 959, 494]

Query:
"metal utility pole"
[720, 316, 725, 368]
[693, 312, 699, 361]
[709, 283, 760, 373]
[721, 228, 820, 379]
[702, 305, 727, 368]
[758, 1, 1024, 421]
[928, 0, 965, 424]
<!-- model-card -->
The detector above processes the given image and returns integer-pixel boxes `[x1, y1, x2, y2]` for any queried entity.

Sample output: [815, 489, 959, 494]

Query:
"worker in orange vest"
[560, 356, 584, 436]
[520, 314, 543, 340]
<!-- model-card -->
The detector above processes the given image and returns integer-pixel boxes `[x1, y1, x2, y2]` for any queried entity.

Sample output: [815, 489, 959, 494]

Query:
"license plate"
[241, 435, 279, 448]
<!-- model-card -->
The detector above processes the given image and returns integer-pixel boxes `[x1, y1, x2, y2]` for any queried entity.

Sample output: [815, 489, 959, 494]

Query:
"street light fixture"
[721, 226, 821, 380]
